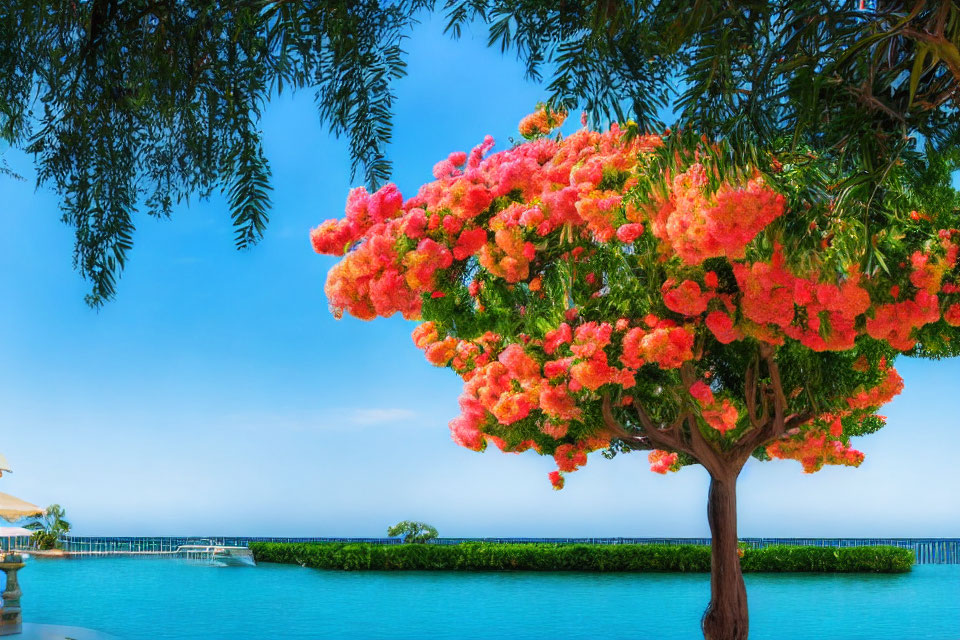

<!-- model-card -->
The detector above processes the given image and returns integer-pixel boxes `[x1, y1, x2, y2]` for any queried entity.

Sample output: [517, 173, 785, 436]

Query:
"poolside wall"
[53, 536, 960, 564]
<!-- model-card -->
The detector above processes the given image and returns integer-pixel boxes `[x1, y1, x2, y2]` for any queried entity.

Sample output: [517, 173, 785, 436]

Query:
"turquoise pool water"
[18, 557, 960, 639]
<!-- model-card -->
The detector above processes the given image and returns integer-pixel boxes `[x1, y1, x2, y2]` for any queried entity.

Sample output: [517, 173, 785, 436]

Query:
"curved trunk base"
[701, 473, 748, 640]
[701, 579, 748, 640]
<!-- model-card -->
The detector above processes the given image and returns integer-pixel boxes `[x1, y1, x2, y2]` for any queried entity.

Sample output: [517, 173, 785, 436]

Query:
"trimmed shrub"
[740, 545, 914, 573]
[249, 542, 913, 573]
[387, 521, 439, 544]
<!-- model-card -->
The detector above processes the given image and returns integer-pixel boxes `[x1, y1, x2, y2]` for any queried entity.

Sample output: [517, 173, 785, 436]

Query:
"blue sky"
[1, 17, 958, 538]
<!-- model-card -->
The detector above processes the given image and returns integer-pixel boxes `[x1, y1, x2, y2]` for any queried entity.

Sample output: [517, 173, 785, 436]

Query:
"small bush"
[31, 531, 58, 550]
[249, 542, 913, 573]
[386, 521, 438, 544]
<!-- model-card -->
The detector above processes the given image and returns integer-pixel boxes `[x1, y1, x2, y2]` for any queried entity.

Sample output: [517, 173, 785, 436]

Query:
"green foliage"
[450, 2, 960, 174]
[386, 521, 439, 544]
[30, 531, 58, 550]
[4, 1, 958, 306]
[0, 0, 425, 305]
[250, 542, 913, 573]
[23, 504, 71, 550]
[741, 545, 915, 573]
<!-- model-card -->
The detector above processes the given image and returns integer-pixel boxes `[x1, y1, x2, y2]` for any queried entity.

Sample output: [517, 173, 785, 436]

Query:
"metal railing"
[0, 537, 34, 553]
[53, 536, 960, 564]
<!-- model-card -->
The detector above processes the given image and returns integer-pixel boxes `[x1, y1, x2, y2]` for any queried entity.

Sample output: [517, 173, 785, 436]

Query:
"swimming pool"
[18, 557, 960, 639]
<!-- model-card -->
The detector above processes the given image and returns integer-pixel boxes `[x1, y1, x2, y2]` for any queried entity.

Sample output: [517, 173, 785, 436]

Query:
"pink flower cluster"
[620, 318, 696, 370]
[648, 450, 680, 474]
[313, 123, 664, 321]
[866, 291, 941, 351]
[845, 364, 904, 411]
[310, 184, 404, 255]
[688, 381, 739, 435]
[568, 322, 637, 391]
[313, 114, 960, 489]
[648, 164, 786, 264]
[733, 247, 871, 351]
[946, 303, 960, 326]
[766, 357, 902, 472]
[322, 217, 422, 320]
[766, 430, 865, 473]
[518, 106, 567, 138]
[411, 314, 699, 483]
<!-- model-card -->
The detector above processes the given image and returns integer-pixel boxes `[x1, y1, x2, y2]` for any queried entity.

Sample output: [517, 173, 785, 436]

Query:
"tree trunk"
[701, 470, 748, 640]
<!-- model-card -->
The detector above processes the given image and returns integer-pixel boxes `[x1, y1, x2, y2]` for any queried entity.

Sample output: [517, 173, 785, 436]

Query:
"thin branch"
[678, 362, 741, 476]
[601, 394, 691, 454]
[783, 411, 815, 433]
[849, 82, 906, 122]
[637, 407, 689, 454]
[744, 354, 769, 429]
[736, 409, 816, 459]
[760, 345, 786, 432]
[627, 394, 658, 434]
[600, 394, 654, 450]
[679, 362, 698, 389]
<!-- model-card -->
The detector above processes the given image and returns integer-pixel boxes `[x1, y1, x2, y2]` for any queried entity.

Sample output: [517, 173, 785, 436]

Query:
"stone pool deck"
[19, 623, 116, 639]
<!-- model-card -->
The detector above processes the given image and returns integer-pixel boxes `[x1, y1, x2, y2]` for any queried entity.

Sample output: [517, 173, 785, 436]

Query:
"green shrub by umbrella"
[24, 504, 70, 550]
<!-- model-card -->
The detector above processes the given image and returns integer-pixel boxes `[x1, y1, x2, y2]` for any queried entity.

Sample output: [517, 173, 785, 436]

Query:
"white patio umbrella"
[0, 493, 43, 523]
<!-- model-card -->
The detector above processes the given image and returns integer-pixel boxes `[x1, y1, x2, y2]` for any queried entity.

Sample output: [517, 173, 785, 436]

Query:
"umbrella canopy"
[0, 527, 32, 537]
[0, 493, 43, 523]
[0, 453, 11, 475]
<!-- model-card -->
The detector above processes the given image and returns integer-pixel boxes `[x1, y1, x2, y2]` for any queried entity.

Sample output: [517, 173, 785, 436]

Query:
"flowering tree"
[310, 108, 960, 640]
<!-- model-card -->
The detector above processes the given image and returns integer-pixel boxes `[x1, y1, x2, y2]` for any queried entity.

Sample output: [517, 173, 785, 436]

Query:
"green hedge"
[741, 545, 914, 572]
[249, 542, 913, 573]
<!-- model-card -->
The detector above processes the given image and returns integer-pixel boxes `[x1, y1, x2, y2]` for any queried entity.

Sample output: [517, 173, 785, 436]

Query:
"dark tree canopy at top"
[1, 0, 423, 304]
[0, 0, 958, 305]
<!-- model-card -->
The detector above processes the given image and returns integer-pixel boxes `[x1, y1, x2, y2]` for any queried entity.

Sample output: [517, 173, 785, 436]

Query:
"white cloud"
[176, 406, 423, 436]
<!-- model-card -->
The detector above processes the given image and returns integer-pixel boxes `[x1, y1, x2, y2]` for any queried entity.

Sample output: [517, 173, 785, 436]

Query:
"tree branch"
[600, 394, 654, 450]
[783, 411, 815, 433]
[734, 341, 817, 455]
[760, 345, 786, 432]
[600, 394, 691, 455]
[743, 354, 769, 429]
[636, 403, 690, 454]
[686, 412, 733, 477]
[903, 26, 960, 86]
[677, 363, 740, 476]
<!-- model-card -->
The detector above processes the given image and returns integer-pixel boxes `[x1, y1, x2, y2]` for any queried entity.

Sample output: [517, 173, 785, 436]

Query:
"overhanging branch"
[600, 394, 690, 454]
[600, 394, 654, 451]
